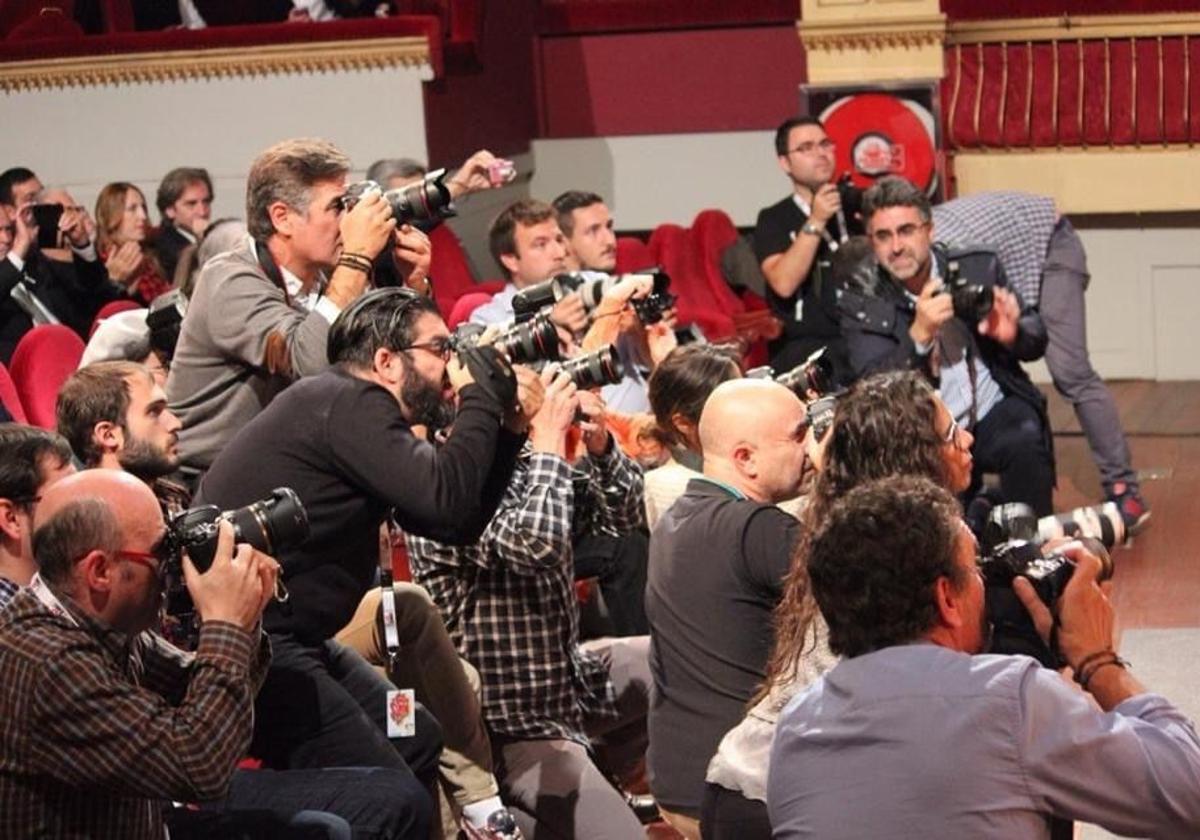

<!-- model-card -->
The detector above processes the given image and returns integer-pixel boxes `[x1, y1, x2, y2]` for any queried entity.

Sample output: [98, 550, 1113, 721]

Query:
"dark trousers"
[250, 635, 443, 804]
[574, 531, 649, 637]
[700, 783, 770, 840]
[971, 394, 1055, 516]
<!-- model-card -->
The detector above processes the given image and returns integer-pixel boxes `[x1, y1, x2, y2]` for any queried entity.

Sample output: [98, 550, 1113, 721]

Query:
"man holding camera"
[769, 475, 1200, 838]
[196, 287, 534, 837]
[0, 468, 277, 837]
[645, 377, 812, 835]
[407, 366, 652, 840]
[839, 176, 1054, 515]
[755, 117, 863, 375]
[167, 138, 432, 475]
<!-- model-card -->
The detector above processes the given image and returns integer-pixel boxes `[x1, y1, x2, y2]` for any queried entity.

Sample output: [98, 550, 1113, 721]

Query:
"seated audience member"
[0, 183, 124, 362]
[754, 117, 862, 377]
[80, 310, 170, 385]
[95, 182, 174, 305]
[645, 378, 814, 837]
[54, 362, 432, 837]
[769, 476, 1200, 838]
[470, 199, 588, 331]
[196, 287, 533, 838]
[0, 168, 44, 210]
[153, 167, 214, 280]
[838, 176, 1054, 515]
[407, 370, 652, 839]
[643, 344, 743, 529]
[0, 425, 76, 599]
[701, 371, 973, 839]
[554, 190, 618, 274]
[166, 138, 430, 475]
[932, 190, 1150, 532]
[0, 469, 277, 836]
[172, 217, 249, 297]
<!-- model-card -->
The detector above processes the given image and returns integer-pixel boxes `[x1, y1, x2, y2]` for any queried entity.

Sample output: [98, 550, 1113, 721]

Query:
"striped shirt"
[0, 586, 269, 839]
[407, 444, 645, 744]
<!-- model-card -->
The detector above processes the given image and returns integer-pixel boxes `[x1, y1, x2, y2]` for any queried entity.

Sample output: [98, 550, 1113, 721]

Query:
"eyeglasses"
[115, 549, 164, 578]
[871, 222, 930, 247]
[404, 337, 453, 362]
[788, 139, 836, 156]
[940, 416, 969, 452]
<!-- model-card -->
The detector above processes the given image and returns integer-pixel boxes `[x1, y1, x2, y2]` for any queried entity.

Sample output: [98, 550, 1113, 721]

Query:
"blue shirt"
[769, 642, 1200, 839]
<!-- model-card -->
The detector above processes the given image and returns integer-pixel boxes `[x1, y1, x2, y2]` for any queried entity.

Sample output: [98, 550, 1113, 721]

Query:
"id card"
[386, 688, 416, 738]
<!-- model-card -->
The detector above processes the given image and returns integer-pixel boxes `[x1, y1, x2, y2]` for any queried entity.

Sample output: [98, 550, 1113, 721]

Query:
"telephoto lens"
[774, 347, 835, 398]
[492, 313, 561, 365]
[342, 169, 455, 225]
[557, 345, 625, 390]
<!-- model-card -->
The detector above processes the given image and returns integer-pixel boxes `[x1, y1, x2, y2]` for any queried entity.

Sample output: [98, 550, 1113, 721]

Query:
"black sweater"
[197, 366, 524, 644]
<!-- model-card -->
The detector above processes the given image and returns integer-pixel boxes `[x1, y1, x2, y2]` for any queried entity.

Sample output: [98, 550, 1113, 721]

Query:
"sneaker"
[460, 808, 524, 840]
[1108, 482, 1151, 536]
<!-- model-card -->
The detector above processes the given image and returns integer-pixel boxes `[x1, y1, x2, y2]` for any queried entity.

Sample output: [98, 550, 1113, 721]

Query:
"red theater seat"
[0, 363, 28, 424]
[89, 299, 143, 337]
[447, 291, 494, 329]
[648, 223, 734, 341]
[9, 326, 86, 429]
[615, 236, 654, 274]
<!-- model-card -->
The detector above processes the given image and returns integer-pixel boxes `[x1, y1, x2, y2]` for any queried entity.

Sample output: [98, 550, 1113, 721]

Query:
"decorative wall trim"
[799, 14, 946, 53]
[947, 13, 1200, 45]
[0, 36, 431, 92]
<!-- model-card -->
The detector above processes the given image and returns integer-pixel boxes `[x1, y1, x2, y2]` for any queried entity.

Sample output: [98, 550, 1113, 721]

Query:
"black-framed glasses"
[404, 336, 453, 362]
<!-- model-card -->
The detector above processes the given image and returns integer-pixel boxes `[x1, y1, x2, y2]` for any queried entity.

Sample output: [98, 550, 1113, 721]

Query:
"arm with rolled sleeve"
[481, 453, 577, 577]
[1019, 665, 1200, 838]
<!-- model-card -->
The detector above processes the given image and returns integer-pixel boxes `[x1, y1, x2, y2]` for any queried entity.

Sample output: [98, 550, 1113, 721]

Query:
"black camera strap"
[254, 238, 293, 305]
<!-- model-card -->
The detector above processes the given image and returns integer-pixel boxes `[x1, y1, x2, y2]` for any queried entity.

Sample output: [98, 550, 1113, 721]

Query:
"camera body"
[942, 260, 994, 323]
[161, 488, 309, 644]
[512, 270, 676, 325]
[146, 290, 187, 362]
[342, 169, 455, 226]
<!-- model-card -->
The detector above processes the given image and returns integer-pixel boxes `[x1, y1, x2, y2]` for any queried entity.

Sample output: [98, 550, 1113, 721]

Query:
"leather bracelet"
[1077, 654, 1129, 692]
[336, 255, 373, 278]
[1072, 648, 1116, 677]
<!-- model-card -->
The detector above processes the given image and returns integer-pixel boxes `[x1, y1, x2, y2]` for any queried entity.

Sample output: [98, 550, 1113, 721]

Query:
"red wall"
[537, 26, 808, 138]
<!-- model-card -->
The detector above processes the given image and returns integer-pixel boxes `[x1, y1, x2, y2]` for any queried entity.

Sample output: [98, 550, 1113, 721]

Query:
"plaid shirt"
[0, 585, 269, 839]
[407, 443, 645, 745]
[931, 191, 1059, 304]
[0, 575, 18, 611]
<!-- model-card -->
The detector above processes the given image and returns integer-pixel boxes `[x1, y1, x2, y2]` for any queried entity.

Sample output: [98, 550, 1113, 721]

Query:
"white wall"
[0, 65, 431, 220]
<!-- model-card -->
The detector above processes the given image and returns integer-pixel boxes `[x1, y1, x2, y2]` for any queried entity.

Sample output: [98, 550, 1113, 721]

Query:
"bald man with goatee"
[644, 379, 813, 835]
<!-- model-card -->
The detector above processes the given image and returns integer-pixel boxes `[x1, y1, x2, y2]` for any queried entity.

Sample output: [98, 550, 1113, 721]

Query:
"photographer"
[167, 138, 432, 473]
[839, 177, 1054, 515]
[0, 469, 277, 836]
[196, 287, 533, 837]
[769, 476, 1200, 838]
[407, 368, 652, 839]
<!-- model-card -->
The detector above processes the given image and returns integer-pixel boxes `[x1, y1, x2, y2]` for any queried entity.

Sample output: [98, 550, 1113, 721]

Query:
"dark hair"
[861, 175, 931, 226]
[647, 344, 741, 449]
[156, 167, 213, 217]
[761, 371, 956, 694]
[808, 476, 965, 657]
[488, 199, 556, 279]
[365, 158, 426, 185]
[552, 190, 605, 238]
[0, 167, 38, 205]
[774, 116, 825, 157]
[327, 287, 441, 368]
[0, 424, 73, 510]
[33, 497, 123, 586]
[56, 362, 147, 467]
[246, 138, 351, 241]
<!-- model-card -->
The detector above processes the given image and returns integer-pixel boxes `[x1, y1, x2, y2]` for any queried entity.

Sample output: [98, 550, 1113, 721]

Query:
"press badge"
[386, 688, 416, 737]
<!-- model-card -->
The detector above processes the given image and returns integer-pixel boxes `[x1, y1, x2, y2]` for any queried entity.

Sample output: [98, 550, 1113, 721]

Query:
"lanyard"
[379, 522, 401, 667]
[793, 194, 841, 251]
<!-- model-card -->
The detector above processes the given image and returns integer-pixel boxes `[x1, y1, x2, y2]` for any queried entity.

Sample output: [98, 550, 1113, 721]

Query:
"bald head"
[34, 470, 164, 586]
[699, 379, 811, 503]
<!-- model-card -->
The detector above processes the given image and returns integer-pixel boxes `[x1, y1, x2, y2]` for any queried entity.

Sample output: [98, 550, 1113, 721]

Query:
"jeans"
[971, 394, 1055, 516]
[573, 531, 650, 637]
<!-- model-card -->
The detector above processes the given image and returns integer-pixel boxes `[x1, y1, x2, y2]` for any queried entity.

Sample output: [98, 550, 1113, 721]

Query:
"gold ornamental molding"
[0, 35, 431, 93]
[800, 14, 946, 53]
[948, 13, 1200, 45]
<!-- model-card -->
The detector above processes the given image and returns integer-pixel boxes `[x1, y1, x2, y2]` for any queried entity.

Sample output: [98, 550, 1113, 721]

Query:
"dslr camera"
[161, 488, 309, 643]
[341, 169, 455, 226]
[512, 270, 676, 326]
[979, 537, 1113, 668]
[942, 260, 994, 323]
[746, 346, 836, 401]
[554, 344, 625, 390]
[450, 313, 560, 366]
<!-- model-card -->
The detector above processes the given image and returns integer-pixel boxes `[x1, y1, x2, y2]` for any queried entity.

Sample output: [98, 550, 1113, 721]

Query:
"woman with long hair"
[95, 182, 173, 305]
[700, 370, 974, 840]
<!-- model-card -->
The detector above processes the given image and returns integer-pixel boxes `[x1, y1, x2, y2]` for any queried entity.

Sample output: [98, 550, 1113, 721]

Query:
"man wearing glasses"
[838, 176, 1054, 515]
[753, 116, 861, 375]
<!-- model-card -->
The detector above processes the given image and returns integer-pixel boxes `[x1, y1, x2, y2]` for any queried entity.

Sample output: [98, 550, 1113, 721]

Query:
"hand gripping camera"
[511, 270, 676, 326]
[161, 488, 310, 644]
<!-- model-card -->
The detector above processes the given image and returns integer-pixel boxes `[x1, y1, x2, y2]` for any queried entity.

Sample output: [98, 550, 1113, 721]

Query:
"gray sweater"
[167, 242, 333, 470]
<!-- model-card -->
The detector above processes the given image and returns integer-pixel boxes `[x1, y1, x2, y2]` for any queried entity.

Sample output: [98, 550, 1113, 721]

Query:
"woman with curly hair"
[95, 182, 173, 305]
[699, 370, 974, 840]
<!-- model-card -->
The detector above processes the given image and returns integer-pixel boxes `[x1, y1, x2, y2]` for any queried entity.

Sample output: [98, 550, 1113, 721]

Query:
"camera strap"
[379, 565, 401, 667]
[254, 238, 293, 305]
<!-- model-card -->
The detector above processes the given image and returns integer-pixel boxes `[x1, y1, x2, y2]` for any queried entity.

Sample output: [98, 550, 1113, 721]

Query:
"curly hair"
[808, 476, 965, 657]
[758, 371, 957, 695]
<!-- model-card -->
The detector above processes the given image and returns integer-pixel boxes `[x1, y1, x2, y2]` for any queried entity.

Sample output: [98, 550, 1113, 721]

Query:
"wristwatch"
[800, 221, 824, 237]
